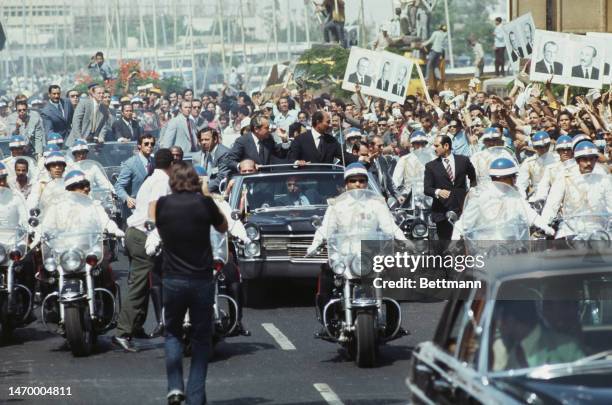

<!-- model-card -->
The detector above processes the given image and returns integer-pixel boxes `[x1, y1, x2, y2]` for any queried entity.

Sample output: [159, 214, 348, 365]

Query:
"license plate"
[61, 279, 83, 296]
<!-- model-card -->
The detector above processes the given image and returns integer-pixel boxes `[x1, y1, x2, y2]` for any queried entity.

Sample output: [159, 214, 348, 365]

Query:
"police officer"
[516, 131, 559, 200]
[541, 141, 612, 239]
[532, 135, 575, 201]
[391, 130, 435, 207]
[306, 163, 407, 333]
[68, 139, 114, 192]
[27, 151, 67, 212]
[470, 127, 506, 182]
[451, 157, 554, 240]
[2, 135, 28, 166]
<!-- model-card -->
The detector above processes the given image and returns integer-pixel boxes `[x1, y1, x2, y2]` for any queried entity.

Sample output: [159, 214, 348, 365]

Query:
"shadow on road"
[211, 341, 276, 362]
[320, 344, 414, 368]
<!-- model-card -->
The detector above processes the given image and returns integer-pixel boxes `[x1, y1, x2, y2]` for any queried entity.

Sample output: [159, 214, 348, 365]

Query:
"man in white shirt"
[493, 17, 506, 76]
[470, 36, 485, 78]
[113, 149, 173, 352]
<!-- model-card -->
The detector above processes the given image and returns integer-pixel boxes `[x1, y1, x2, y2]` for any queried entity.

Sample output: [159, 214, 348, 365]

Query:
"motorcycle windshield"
[74, 159, 114, 207]
[39, 178, 68, 213]
[0, 188, 28, 247]
[210, 227, 228, 264]
[462, 182, 530, 241]
[327, 189, 394, 269]
[412, 148, 436, 205]
[41, 192, 104, 256]
[562, 173, 612, 238]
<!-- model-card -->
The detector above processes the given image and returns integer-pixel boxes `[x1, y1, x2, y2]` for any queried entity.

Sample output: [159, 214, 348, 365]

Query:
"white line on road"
[261, 323, 296, 350]
[313, 383, 344, 405]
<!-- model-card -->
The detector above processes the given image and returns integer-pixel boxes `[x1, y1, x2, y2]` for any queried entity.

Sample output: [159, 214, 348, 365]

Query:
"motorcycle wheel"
[64, 306, 94, 357]
[0, 296, 15, 342]
[354, 311, 377, 368]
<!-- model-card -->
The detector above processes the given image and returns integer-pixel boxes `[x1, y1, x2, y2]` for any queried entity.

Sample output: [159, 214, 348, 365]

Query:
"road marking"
[261, 323, 296, 350]
[313, 383, 344, 405]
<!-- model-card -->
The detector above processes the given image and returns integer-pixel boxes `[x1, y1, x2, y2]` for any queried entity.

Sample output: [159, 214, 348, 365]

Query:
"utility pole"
[217, 0, 228, 80]
[359, 0, 367, 47]
[21, 1, 27, 78]
[443, 0, 454, 68]
[188, 0, 196, 92]
[303, 1, 310, 48]
[239, 0, 247, 66]
[286, 0, 292, 59]
[153, 0, 159, 70]
[272, 0, 279, 64]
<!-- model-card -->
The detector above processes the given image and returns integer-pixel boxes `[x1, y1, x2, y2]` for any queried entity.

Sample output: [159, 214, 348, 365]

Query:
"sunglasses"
[17, 108, 27, 112]
[143, 142, 156, 146]
[70, 94, 79, 98]
[347, 178, 367, 184]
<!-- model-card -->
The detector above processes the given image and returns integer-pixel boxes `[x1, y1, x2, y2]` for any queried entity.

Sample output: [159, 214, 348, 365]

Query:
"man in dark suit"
[534, 41, 563, 75]
[376, 61, 391, 92]
[571, 46, 600, 80]
[288, 111, 355, 165]
[347, 56, 373, 86]
[197, 127, 231, 193]
[391, 65, 409, 96]
[226, 115, 288, 169]
[111, 103, 142, 142]
[40, 85, 73, 140]
[424, 135, 477, 240]
[508, 31, 524, 62]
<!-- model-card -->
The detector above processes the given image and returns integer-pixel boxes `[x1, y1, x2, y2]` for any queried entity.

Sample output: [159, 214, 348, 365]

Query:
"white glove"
[542, 225, 555, 237]
[305, 245, 318, 257]
[114, 229, 125, 238]
[145, 229, 161, 256]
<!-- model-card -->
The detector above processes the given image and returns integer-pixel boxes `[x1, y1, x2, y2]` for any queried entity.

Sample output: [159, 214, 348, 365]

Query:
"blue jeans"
[164, 276, 215, 405]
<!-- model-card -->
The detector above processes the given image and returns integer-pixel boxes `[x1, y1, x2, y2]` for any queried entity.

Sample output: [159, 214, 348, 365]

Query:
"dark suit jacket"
[111, 118, 142, 142]
[347, 72, 372, 86]
[227, 133, 288, 169]
[287, 130, 356, 165]
[376, 78, 390, 92]
[571, 65, 600, 80]
[604, 63, 610, 76]
[391, 83, 406, 96]
[534, 59, 563, 75]
[424, 154, 477, 223]
[510, 48, 524, 62]
[40, 98, 74, 139]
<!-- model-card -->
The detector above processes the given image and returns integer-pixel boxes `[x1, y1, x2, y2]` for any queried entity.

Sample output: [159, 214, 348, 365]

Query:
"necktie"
[584, 68, 589, 79]
[258, 140, 265, 164]
[187, 117, 196, 151]
[91, 102, 97, 135]
[444, 158, 454, 182]
[548, 64, 553, 74]
[204, 152, 212, 172]
[126, 119, 133, 137]
[146, 157, 153, 176]
[57, 102, 65, 119]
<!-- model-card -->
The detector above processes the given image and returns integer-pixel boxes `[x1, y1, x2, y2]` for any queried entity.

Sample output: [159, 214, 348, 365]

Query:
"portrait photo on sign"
[566, 34, 604, 89]
[503, 22, 527, 63]
[587, 32, 612, 84]
[343, 47, 375, 89]
[529, 30, 569, 85]
[375, 60, 393, 92]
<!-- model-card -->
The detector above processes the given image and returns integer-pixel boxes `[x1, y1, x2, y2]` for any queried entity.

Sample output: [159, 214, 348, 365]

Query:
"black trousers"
[495, 47, 506, 76]
[436, 219, 454, 240]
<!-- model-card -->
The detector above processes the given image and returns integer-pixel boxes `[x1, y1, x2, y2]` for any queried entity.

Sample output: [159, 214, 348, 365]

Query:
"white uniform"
[392, 148, 434, 208]
[533, 159, 608, 201]
[0, 187, 28, 229]
[69, 160, 114, 192]
[516, 152, 559, 199]
[541, 171, 612, 238]
[470, 149, 495, 183]
[309, 190, 407, 254]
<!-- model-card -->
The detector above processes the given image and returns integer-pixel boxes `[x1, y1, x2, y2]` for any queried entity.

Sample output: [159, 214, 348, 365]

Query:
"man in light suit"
[67, 83, 111, 146]
[159, 100, 198, 152]
[6, 99, 45, 156]
[197, 128, 231, 193]
[114, 133, 155, 217]
[40, 84, 74, 140]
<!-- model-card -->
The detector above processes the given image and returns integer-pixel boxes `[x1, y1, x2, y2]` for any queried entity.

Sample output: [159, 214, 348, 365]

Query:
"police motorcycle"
[308, 189, 405, 368]
[391, 147, 437, 241]
[0, 187, 33, 341]
[37, 187, 120, 356]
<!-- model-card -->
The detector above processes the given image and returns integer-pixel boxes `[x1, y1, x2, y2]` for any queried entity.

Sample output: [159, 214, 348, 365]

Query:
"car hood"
[245, 207, 327, 233]
[491, 367, 612, 404]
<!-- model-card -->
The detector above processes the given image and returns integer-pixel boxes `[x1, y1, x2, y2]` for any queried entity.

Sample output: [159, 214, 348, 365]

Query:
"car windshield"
[86, 142, 137, 167]
[238, 172, 346, 211]
[488, 272, 612, 372]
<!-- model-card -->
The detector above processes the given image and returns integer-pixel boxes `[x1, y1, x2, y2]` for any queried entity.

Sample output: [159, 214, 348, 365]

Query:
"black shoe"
[149, 322, 164, 338]
[133, 328, 150, 339]
[112, 335, 138, 353]
[229, 321, 251, 337]
[167, 391, 185, 405]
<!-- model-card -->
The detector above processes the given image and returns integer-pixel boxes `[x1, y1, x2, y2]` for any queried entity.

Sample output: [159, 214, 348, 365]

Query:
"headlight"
[350, 255, 372, 278]
[60, 249, 85, 272]
[0, 245, 6, 264]
[332, 262, 346, 275]
[245, 224, 260, 241]
[412, 222, 428, 239]
[44, 257, 57, 272]
[244, 241, 261, 257]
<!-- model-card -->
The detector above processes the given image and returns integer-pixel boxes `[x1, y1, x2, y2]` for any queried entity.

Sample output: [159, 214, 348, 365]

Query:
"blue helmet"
[489, 157, 518, 178]
[44, 151, 66, 166]
[571, 133, 590, 149]
[0, 162, 7, 177]
[574, 141, 599, 159]
[555, 135, 573, 150]
[71, 139, 89, 154]
[9, 134, 27, 149]
[344, 162, 368, 181]
[410, 130, 428, 143]
[47, 132, 64, 145]
[481, 127, 502, 140]
[64, 170, 88, 188]
[532, 131, 551, 147]
[193, 165, 207, 177]
[43, 144, 61, 157]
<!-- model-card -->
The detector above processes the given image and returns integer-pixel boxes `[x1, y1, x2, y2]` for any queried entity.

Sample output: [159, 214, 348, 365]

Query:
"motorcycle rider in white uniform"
[541, 141, 612, 239]
[391, 130, 435, 207]
[470, 127, 506, 182]
[452, 157, 555, 240]
[68, 139, 114, 192]
[27, 151, 67, 212]
[516, 131, 559, 200]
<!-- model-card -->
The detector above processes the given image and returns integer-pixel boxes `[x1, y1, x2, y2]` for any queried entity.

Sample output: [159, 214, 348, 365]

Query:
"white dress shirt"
[126, 169, 171, 232]
[311, 127, 322, 149]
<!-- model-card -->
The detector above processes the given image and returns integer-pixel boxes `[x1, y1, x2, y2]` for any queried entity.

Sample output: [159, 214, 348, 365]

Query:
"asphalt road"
[0, 255, 445, 405]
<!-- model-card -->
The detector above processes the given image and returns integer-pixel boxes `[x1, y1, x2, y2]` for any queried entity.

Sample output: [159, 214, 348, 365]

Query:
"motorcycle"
[310, 189, 404, 368]
[0, 188, 33, 341]
[38, 192, 120, 356]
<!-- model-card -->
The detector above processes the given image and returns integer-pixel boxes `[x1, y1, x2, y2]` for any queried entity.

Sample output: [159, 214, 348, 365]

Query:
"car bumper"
[237, 257, 326, 279]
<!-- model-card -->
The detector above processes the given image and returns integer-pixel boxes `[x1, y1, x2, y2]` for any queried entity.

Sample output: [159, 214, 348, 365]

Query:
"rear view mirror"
[29, 208, 41, 218]
[446, 211, 458, 225]
[144, 220, 156, 232]
[230, 210, 242, 221]
[311, 215, 323, 229]
[28, 217, 40, 228]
